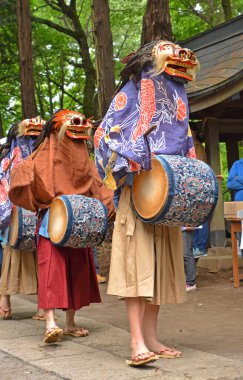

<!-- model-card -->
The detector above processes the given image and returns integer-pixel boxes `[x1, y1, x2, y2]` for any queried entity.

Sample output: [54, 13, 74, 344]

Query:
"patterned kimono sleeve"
[9, 155, 40, 212]
[0, 163, 12, 229]
[94, 123, 151, 190]
[186, 125, 196, 158]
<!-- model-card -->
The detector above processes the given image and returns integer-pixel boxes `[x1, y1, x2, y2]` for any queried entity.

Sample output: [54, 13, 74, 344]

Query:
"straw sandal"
[126, 352, 158, 366]
[64, 327, 89, 337]
[32, 314, 46, 321]
[155, 347, 182, 359]
[43, 326, 63, 344]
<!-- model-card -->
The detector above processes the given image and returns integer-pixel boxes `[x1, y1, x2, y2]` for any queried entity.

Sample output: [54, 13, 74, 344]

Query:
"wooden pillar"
[226, 138, 239, 171]
[204, 119, 225, 247]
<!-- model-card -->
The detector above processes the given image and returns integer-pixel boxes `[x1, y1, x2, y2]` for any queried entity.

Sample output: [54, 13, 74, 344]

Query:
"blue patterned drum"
[132, 155, 218, 227]
[9, 206, 37, 250]
[48, 194, 108, 248]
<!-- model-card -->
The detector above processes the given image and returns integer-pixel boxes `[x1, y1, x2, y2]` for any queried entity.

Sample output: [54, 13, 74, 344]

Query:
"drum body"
[9, 207, 37, 250]
[132, 155, 218, 227]
[48, 194, 108, 248]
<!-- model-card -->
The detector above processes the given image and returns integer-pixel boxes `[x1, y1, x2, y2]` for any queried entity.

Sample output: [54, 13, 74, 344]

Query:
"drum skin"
[132, 155, 218, 227]
[9, 206, 37, 251]
[48, 194, 108, 248]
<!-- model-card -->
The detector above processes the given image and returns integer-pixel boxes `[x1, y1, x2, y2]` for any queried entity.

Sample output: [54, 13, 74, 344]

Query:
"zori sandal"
[64, 327, 89, 337]
[43, 326, 63, 344]
[155, 347, 182, 359]
[32, 314, 46, 321]
[126, 351, 158, 366]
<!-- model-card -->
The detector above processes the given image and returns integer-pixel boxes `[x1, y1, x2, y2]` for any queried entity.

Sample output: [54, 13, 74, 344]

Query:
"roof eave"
[188, 75, 243, 113]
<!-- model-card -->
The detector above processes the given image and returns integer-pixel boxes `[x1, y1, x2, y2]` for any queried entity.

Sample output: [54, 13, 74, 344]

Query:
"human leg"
[125, 297, 158, 365]
[193, 223, 208, 256]
[43, 308, 63, 343]
[0, 244, 38, 319]
[0, 243, 3, 274]
[37, 237, 65, 343]
[93, 247, 106, 284]
[0, 294, 12, 319]
[143, 303, 181, 358]
[64, 309, 89, 337]
[92, 247, 99, 273]
[192, 229, 199, 250]
[183, 230, 196, 287]
[44, 309, 57, 330]
[32, 308, 46, 321]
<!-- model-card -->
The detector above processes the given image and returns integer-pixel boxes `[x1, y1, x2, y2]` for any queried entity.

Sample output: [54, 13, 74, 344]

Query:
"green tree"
[0, 0, 21, 132]
[141, 0, 174, 45]
[16, 0, 37, 118]
[91, 0, 116, 118]
[32, 0, 97, 117]
[1, 0, 243, 133]
[170, 0, 243, 40]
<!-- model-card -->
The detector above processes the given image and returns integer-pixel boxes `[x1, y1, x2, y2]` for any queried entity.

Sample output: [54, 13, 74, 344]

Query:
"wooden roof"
[181, 15, 243, 118]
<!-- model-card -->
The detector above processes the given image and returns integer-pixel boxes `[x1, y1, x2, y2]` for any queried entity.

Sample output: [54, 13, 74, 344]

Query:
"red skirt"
[37, 236, 101, 310]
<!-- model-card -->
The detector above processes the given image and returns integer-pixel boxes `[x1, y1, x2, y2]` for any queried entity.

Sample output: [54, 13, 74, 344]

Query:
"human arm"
[227, 162, 243, 190]
[90, 160, 116, 222]
[9, 156, 41, 212]
[9, 139, 55, 212]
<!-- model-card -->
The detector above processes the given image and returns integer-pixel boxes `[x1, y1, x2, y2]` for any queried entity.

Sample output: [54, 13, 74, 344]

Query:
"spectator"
[182, 228, 197, 292]
[191, 127, 209, 259]
[92, 247, 107, 284]
[227, 158, 243, 254]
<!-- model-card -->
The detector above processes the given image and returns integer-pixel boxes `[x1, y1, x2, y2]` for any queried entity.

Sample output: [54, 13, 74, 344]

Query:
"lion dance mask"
[18, 116, 46, 137]
[49, 109, 92, 140]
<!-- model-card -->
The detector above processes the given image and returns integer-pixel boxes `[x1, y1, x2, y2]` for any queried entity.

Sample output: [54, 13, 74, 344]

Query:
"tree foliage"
[0, 0, 20, 130]
[0, 0, 242, 133]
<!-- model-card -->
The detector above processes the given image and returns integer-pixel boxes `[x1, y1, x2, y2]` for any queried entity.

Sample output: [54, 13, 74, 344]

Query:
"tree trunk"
[59, 63, 65, 109]
[35, 81, 45, 120]
[0, 113, 4, 138]
[33, 1, 97, 118]
[70, 8, 97, 118]
[221, 0, 233, 21]
[44, 62, 54, 115]
[91, 0, 116, 118]
[16, 0, 37, 118]
[141, 0, 174, 46]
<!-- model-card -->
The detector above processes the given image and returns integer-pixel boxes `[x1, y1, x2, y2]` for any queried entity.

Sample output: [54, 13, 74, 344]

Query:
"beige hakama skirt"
[107, 186, 186, 305]
[0, 244, 38, 295]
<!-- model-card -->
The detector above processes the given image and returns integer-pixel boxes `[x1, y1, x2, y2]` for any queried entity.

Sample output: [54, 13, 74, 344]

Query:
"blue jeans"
[193, 222, 209, 253]
[0, 243, 3, 273]
[183, 230, 196, 286]
[92, 247, 99, 274]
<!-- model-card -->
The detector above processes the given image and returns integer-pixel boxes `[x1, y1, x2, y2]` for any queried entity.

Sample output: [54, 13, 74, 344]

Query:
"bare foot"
[64, 327, 89, 337]
[145, 339, 181, 358]
[0, 295, 11, 311]
[130, 341, 156, 362]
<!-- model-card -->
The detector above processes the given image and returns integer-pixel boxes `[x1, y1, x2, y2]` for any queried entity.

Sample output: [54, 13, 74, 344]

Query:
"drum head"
[48, 198, 68, 244]
[132, 157, 169, 220]
[9, 206, 20, 248]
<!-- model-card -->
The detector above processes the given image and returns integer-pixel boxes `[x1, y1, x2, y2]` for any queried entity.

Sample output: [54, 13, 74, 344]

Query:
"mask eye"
[179, 50, 187, 59]
[164, 44, 173, 53]
[71, 117, 82, 125]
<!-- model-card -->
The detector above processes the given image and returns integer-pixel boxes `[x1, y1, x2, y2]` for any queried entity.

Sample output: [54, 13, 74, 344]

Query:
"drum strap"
[125, 173, 135, 187]
[118, 186, 136, 237]
[119, 186, 133, 226]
